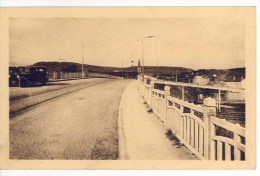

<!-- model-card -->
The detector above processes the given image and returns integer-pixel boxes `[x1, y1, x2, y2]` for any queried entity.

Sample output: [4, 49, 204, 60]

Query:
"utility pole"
[82, 43, 84, 78]
[156, 58, 159, 79]
[141, 36, 155, 77]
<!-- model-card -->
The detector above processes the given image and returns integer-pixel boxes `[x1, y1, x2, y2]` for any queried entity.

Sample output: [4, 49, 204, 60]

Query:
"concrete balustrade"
[48, 71, 122, 81]
[138, 75, 246, 160]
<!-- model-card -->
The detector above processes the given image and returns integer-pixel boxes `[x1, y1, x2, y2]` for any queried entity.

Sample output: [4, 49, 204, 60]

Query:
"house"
[193, 75, 210, 85]
[223, 76, 245, 89]
[226, 91, 245, 102]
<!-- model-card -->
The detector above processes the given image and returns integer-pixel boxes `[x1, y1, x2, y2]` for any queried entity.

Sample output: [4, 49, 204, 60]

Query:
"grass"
[165, 129, 181, 146]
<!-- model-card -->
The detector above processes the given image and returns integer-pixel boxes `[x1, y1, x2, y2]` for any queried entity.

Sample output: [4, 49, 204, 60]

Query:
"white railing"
[48, 71, 121, 81]
[139, 76, 246, 160]
[152, 89, 167, 123]
[144, 84, 152, 107]
[88, 72, 120, 79]
[210, 116, 245, 160]
[48, 71, 86, 81]
[166, 96, 208, 159]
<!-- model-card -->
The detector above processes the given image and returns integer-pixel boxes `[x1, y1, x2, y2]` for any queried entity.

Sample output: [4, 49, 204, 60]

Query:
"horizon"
[10, 60, 245, 71]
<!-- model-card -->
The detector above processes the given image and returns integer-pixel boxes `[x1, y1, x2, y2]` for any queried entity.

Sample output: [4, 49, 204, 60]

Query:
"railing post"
[53, 71, 56, 81]
[150, 80, 155, 108]
[234, 133, 241, 160]
[181, 86, 185, 100]
[164, 85, 171, 125]
[203, 97, 217, 160]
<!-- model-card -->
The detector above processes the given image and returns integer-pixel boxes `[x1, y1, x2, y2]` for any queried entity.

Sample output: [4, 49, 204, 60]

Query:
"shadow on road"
[46, 82, 71, 86]
[9, 82, 71, 88]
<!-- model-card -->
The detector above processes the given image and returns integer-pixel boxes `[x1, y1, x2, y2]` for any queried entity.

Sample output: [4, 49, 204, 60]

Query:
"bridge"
[9, 73, 245, 160]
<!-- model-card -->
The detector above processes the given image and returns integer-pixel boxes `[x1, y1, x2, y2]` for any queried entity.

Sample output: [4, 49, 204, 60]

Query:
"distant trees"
[61, 64, 78, 72]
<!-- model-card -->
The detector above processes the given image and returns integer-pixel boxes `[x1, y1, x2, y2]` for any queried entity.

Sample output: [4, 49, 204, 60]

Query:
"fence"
[138, 76, 245, 160]
[48, 71, 121, 81]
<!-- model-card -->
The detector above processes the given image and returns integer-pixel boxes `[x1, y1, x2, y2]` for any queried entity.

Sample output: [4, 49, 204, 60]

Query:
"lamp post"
[142, 36, 155, 77]
[82, 43, 84, 78]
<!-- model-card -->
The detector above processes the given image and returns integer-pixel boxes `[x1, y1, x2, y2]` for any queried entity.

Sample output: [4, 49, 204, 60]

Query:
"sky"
[9, 17, 245, 70]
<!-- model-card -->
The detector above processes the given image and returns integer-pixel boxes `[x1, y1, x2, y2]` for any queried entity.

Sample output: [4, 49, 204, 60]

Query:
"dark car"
[9, 66, 49, 87]
[9, 67, 20, 86]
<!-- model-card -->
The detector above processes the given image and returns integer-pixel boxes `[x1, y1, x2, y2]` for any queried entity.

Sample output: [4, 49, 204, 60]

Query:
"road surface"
[10, 78, 132, 159]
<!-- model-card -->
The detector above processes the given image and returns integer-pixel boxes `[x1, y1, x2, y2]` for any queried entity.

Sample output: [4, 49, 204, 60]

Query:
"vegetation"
[32, 61, 245, 83]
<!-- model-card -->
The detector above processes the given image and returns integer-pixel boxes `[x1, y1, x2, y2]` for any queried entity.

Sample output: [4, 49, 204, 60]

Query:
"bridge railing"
[152, 89, 167, 123]
[138, 76, 246, 160]
[48, 71, 121, 81]
[210, 116, 245, 160]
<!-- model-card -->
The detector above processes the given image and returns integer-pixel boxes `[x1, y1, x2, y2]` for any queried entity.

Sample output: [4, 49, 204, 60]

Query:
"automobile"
[9, 67, 19, 86]
[9, 66, 49, 87]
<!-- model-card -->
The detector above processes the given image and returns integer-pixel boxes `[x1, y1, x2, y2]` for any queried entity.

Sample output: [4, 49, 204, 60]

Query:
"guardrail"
[210, 116, 245, 160]
[48, 71, 121, 81]
[138, 76, 246, 160]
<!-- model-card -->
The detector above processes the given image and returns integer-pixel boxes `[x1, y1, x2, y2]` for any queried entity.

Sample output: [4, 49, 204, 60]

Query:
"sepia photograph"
[0, 7, 256, 169]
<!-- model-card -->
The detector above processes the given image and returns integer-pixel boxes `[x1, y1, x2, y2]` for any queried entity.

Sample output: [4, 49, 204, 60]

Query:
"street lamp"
[142, 36, 155, 76]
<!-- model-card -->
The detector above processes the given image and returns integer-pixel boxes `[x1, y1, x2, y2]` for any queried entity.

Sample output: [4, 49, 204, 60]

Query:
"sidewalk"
[118, 81, 198, 160]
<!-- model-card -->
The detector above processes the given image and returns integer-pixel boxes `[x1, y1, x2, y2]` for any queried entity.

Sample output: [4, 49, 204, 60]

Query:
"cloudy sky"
[9, 17, 245, 69]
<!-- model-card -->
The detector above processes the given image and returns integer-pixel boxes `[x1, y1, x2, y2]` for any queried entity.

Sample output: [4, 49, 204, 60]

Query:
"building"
[223, 76, 245, 89]
[137, 59, 142, 74]
[193, 75, 210, 85]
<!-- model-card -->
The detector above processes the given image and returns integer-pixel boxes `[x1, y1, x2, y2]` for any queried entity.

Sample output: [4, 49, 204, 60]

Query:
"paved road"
[10, 78, 114, 117]
[10, 78, 105, 101]
[10, 78, 132, 159]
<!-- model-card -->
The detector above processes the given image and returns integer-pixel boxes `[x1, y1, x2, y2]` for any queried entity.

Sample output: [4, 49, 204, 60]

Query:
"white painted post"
[234, 134, 241, 160]
[225, 144, 232, 160]
[203, 97, 217, 160]
[180, 104, 184, 139]
[150, 80, 155, 109]
[187, 116, 191, 145]
[218, 89, 221, 112]
[195, 121, 199, 152]
[190, 111, 195, 147]
[164, 85, 171, 125]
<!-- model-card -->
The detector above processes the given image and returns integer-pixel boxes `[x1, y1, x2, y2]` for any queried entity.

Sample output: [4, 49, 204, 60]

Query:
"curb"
[118, 82, 130, 160]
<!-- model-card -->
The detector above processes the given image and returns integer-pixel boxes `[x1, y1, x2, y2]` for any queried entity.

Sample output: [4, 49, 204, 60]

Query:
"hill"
[194, 68, 245, 82]
[32, 61, 244, 82]
[33, 62, 119, 73]
[32, 62, 194, 75]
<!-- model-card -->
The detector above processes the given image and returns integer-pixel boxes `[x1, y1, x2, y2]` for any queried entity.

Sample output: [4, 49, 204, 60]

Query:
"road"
[10, 78, 115, 117]
[10, 78, 132, 160]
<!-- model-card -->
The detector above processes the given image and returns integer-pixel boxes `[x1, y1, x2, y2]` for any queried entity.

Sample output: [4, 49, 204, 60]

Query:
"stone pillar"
[203, 97, 217, 116]
[203, 97, 217, 160]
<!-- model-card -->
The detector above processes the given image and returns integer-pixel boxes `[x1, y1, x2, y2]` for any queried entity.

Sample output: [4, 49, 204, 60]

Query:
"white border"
[0, 0, 259, 7]
[0, 0, 259, 176]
